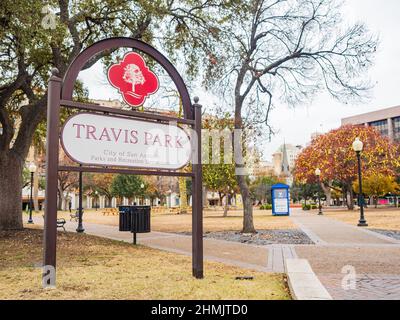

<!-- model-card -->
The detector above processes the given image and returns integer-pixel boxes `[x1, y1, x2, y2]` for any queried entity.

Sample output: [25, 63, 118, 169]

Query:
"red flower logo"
[107, 52, 159, 107]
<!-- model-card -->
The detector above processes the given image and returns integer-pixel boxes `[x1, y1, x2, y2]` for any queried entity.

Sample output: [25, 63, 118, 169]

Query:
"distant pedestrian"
[68, 201, 72, 213]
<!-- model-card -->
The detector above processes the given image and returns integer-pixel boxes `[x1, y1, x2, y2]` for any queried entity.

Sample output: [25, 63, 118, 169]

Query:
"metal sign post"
[42, 38, 203, 287]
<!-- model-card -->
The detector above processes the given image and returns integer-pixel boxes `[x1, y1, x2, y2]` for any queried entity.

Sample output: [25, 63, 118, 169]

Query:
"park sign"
[61, 113, 192, 170]
[43, 38, 203, 288]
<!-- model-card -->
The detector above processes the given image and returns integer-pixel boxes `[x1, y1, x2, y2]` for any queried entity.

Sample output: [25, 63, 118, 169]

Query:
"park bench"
[70, 210, 84, 222]
[57, 218, 66, 231]
[42, 215, 66, 231]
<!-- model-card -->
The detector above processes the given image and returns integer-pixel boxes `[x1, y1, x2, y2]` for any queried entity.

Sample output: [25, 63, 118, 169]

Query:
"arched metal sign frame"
[43, 37, 203, 286]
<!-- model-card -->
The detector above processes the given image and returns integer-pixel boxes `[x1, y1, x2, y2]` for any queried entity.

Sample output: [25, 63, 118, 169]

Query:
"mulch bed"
[370, 229, 400, 241]
[179, 229, 314, 245]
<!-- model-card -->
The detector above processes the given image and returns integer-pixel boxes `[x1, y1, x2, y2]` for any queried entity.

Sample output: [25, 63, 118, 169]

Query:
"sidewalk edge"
[285, 259, 333, 300]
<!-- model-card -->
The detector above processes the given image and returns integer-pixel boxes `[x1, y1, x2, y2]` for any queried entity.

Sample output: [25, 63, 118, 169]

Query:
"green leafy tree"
[111, 175, 147, 203]
[250, 175, 283, 205]
[292, 183, 324, 206]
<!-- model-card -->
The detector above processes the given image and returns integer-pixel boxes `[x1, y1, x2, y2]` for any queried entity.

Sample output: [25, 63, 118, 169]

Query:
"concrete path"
[33, 217, 289, 273]
[290, 211, 399, 245]
[290, 209, 400, 300]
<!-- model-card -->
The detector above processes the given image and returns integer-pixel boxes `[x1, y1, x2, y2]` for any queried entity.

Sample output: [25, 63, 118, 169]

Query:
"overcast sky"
[79, 0, 400, 161]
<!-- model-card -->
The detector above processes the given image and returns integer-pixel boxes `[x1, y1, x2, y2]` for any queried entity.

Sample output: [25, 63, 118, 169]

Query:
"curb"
[289, 216, 327, 245]
[285, 259, 333, 300]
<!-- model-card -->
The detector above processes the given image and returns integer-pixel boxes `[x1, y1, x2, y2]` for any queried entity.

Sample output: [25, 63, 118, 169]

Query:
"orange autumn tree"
[294, 125, 400, 210]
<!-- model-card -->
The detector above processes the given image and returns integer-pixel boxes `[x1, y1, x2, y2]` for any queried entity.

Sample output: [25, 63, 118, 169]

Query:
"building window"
[369, 120, 389, 137]
[393, 117, 400, 142]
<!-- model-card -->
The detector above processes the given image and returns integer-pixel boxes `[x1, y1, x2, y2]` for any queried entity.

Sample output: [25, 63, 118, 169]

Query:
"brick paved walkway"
[318, 274, 400, 300]
[290, 210, 400, 300]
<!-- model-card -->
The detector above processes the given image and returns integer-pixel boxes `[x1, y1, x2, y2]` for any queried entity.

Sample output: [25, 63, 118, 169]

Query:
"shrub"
[302, 204, 311, 211]
[260, 204, 272, 210]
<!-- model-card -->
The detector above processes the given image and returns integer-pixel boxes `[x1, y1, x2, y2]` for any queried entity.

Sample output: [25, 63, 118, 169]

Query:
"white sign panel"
[274, 198, 288, 213]
[61, 113, 192, 170]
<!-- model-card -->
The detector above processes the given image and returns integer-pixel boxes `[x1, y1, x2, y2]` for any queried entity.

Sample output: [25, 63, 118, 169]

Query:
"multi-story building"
[341, 105, 400, 142]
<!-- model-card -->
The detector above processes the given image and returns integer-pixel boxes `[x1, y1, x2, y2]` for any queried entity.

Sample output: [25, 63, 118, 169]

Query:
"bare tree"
[206, 0, 378, 233]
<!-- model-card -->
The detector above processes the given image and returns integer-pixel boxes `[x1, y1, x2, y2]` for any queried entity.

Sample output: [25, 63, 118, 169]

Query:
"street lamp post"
[352, 137, 368, 227]
[28, 163, 37, 224]
[94, 190, 98, 211]
[315, 168, 323, 215]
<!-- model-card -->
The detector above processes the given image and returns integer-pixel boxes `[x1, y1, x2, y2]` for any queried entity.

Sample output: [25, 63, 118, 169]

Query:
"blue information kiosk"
[271, 183, 290, 216]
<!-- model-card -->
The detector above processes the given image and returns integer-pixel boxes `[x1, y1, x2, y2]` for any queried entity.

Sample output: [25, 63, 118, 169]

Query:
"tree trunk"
[218, 192, 223, 207]
[57, 186, 66, 211]
[33, 170, 39, 211]
[202, 186, 208, 208]
[0, 152, 23, 230]
[347, 186, 354, 210]
[237, 174, 256, 233]
[342, 186, 346, 208]
[223, 194, 228, 217]
[57, 189, 62, 211]
[321, 182, 332, 206]
[178, 176, 187, 214]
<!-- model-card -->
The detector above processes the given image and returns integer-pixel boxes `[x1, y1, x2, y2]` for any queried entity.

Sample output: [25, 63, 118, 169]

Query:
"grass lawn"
[0, 228, 290, 300]
[49, 208, 296, 233]
[323, 207, 400, 230]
